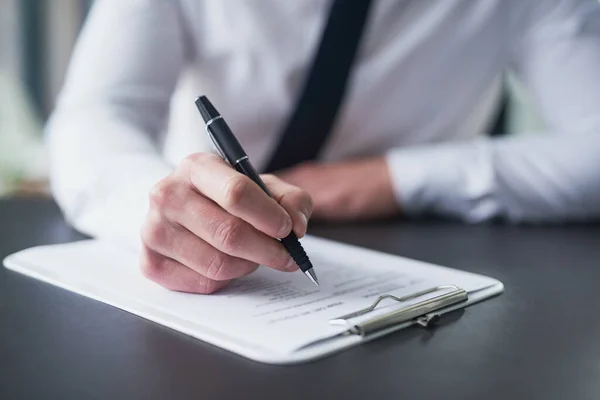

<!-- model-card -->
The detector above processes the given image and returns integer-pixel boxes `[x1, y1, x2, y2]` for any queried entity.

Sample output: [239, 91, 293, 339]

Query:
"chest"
[170, 0, 514, 164]
[185, 1, 511, 86]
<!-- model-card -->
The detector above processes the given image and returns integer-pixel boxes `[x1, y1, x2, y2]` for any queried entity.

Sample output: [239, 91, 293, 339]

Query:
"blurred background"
[0, 0, 545, 199]
[1, 0, 92, 197]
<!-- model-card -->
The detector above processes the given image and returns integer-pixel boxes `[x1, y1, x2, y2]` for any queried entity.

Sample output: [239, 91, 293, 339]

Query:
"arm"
[48, 1, 314, 294]
[47, 0, 185, 247]
[387, 0, 600, 223]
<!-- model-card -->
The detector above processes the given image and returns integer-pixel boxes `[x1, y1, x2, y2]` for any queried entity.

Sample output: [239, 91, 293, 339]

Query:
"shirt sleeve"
[46, 0, 185, 248]
[387, 0, 600, 223]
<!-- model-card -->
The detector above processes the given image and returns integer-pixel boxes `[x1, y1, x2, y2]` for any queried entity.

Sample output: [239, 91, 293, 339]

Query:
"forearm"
[387, 129, 600, 223]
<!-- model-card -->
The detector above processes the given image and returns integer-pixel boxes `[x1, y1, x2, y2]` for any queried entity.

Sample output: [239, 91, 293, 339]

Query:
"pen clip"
[329, 285, 468, 336]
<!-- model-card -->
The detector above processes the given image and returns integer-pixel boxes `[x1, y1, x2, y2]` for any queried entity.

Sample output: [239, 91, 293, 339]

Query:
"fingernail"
[285, 257, 298, 271]
[279, 214, 293, 238]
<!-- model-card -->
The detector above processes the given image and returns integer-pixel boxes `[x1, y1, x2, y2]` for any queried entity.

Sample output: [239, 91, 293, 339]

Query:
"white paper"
[4, 235, 501, 359]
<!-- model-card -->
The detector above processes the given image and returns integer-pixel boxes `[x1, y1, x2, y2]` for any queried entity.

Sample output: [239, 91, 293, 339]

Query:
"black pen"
[195, 95, 319, 286]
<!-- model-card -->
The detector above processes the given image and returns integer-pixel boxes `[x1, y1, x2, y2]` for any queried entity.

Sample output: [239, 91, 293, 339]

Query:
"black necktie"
[263, 0, 374, 173]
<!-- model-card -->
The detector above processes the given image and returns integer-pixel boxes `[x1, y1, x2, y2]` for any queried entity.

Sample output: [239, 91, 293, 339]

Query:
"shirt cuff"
[385, 139, 500, 222]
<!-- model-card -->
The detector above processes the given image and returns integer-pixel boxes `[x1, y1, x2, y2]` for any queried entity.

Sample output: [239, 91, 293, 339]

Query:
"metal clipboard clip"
[329, 285, 468, 336]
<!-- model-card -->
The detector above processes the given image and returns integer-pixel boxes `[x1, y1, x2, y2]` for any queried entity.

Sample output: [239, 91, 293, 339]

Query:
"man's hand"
[140, 153, 313, 294]
[277, 156, 399, 221]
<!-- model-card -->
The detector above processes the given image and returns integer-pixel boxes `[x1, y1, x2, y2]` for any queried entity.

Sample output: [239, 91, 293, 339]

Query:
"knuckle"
[141, 220, 164, 249]
[214, 218, 244, 252]
[204, 252, 229, 280]
[180, 153, 212, 185]
[139, 253, 165, 283]
[222, 175, 250, 208]
[149, 179, 178, 208]
[182, 152, 206, 166]
[182, 152, 219, 171]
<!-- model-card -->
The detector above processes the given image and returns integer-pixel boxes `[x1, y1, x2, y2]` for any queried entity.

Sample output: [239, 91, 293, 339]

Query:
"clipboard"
[3, 236, 503, 364]
[289, 282, 498, 364]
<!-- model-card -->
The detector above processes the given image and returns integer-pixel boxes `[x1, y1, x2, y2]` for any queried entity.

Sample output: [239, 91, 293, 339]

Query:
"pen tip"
[304, 269, 319, 286]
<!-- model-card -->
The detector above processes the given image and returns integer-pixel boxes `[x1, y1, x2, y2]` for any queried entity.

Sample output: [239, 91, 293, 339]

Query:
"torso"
[165, 0, 522, 170]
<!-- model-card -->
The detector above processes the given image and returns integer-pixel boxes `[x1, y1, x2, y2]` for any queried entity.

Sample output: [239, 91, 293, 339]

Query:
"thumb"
[260, 174, 313, 238]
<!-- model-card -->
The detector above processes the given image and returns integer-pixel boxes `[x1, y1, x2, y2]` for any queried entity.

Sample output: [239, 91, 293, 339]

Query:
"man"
[47, 0, 600, 294]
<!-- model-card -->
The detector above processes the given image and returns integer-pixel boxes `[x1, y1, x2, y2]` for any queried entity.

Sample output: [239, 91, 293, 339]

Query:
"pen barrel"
[208, 119, 247, 165]
[235, 159, 311, 272]
[234, 159, 271, 195]
[280, 234, 310, 272]
[197, 95, 315, 279]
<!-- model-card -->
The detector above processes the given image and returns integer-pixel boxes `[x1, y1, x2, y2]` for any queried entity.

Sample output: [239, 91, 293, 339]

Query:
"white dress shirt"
[47, 0, 600, 247]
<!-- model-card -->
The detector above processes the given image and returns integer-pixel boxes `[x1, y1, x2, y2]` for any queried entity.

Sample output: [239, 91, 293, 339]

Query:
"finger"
[141, 213, 259, 281]
[151, 183, 297, 272]
[262, 174, 313, 237]
[183, 153, 293, 239]
[139, 247, 230, 294]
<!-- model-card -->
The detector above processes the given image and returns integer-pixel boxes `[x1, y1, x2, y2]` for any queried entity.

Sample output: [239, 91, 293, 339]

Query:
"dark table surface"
[1, 198, 600, 400]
